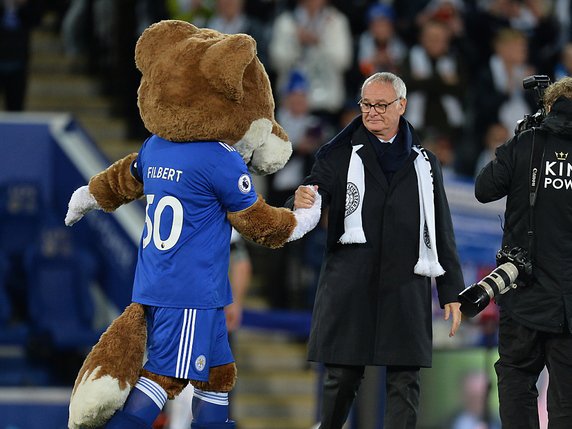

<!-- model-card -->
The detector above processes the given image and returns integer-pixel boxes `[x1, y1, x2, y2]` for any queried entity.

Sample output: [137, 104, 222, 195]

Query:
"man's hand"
[297, 27, 319, 46]
[444, 302, 462, 337]
[294, 185, 318, 209]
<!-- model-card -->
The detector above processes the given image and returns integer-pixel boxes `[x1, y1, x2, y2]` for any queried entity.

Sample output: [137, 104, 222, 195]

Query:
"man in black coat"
[293, 72, 464, 429]
[475, 77, 572, 429]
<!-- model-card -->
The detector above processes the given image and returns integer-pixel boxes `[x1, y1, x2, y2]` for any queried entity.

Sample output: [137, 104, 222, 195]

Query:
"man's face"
[361, 81, 406, 140]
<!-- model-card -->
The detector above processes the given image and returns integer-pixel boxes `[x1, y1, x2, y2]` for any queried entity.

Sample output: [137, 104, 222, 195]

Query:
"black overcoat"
[475, 97, 572, 333]
[300, 116, 464, 367]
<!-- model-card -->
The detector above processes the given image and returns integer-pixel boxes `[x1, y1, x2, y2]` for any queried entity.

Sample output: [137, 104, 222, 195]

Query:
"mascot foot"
[104, 410, 152, 429]
[191, 420, 236, 429]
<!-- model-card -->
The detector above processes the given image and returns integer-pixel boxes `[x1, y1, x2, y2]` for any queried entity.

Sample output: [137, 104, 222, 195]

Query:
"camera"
[458, 246, 533, 318]
[514, 75, 551, 134]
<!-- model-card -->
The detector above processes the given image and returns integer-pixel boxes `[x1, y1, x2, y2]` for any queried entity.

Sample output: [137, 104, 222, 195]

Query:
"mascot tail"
[68, 303, 147, 429]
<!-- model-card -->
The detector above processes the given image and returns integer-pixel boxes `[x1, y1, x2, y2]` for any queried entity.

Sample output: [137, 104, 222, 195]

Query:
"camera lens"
[458, 263, 519, 317]
[459, 283, 491, 318]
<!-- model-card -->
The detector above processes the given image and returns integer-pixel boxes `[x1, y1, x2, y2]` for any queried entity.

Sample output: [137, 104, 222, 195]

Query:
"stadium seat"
[0, 181, 43, 256]
[0, 251, 29, 345]
[24, 221, 102, 350]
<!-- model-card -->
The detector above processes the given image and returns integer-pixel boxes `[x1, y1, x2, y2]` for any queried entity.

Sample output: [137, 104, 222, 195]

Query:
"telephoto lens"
[458, 262, 519, 317]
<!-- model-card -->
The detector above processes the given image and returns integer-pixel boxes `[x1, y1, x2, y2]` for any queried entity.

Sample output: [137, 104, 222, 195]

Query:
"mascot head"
[134, 20, 292, 175]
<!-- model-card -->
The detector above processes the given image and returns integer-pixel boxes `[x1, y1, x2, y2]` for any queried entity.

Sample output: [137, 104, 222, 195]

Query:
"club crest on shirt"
[345, 182, 360, 217]
[195, 355, 206, 372]
[238, 174, 252, 194]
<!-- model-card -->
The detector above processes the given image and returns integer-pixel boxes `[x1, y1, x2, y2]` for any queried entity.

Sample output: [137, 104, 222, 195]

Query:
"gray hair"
[361, 72, 407, 99]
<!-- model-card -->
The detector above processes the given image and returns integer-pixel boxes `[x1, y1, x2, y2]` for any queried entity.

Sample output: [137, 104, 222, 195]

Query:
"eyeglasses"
[358, 98, 400, 114]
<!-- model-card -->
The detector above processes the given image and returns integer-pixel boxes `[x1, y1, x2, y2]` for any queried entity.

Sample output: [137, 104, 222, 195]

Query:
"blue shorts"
[142, 306, 234, 382]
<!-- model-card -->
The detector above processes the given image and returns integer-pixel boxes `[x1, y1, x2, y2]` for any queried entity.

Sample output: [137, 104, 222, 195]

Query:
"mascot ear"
[136, 20, 199, 74]
[199, 34, 256, 101]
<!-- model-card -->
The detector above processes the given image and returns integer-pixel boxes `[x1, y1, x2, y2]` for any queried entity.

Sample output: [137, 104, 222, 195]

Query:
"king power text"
[544, 160, 572, 189]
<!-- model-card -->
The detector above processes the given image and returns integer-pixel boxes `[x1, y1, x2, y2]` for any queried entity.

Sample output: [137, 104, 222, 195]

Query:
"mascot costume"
[64, 20, 321, 429]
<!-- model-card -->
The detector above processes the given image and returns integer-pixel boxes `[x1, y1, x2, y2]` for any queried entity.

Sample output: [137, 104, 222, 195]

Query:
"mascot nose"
[234, 118, 291, 175]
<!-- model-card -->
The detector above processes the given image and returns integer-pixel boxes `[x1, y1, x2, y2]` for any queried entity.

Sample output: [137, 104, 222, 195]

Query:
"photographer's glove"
[65, 185, 101, 226]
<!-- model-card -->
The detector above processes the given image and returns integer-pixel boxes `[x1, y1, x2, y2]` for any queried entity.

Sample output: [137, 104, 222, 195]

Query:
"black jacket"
[475, 97, 572, 333]
[298, 116, 464, 367]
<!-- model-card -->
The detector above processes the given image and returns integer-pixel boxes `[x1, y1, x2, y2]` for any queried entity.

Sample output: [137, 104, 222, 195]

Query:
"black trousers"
[495, 311, 572, 429]
[318, 364, 420, 429]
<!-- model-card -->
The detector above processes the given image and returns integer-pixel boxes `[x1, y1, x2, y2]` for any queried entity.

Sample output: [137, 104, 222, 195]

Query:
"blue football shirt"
[131, 136, 257, 308]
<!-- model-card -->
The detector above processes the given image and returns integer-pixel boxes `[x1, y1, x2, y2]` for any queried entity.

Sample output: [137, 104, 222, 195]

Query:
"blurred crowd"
[5, 0, 572, 173]
[58, 0, 571, 179]
[3, 0, 572, 312]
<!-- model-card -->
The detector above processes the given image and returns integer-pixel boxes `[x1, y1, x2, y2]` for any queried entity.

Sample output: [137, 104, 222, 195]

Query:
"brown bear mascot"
[64, 20, 320, 429]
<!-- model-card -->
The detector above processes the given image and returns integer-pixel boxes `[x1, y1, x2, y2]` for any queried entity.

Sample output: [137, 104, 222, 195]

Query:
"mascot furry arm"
[65, 20, 320, 429]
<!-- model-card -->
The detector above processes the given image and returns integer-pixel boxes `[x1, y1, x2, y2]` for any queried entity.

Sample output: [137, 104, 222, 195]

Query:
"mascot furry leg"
[68, 303, 239, 429]
[68, 304, 147, 428]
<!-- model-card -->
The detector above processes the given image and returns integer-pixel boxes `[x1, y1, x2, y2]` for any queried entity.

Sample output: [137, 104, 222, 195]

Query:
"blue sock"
[122, 377, 168, 425]
[192, 389, 229, 423]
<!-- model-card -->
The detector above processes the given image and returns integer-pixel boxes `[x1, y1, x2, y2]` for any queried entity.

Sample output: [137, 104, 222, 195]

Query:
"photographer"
[474, 76, 572, 429]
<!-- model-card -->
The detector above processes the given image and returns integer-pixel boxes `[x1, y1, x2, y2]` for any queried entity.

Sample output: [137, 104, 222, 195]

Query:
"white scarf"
[339, 144, 366, 244]
[340, 144, 445, 278]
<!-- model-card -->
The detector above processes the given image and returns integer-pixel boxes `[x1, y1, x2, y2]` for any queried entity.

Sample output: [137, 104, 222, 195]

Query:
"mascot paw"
[68, 366, 131, 429]
[65, 185, 100, 226]
[288, 186, 321, 242]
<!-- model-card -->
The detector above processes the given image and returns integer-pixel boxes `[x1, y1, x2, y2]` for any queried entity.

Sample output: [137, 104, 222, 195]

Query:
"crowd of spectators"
[35, 0, 568, 178]
[2, 0, 571, 174]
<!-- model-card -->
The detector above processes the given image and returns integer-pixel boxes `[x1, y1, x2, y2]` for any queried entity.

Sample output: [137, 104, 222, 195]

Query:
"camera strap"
[527, 127, 547, 260]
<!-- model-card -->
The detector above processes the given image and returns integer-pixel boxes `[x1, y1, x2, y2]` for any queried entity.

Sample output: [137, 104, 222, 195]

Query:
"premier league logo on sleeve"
[238, 174, 252, 194]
